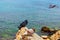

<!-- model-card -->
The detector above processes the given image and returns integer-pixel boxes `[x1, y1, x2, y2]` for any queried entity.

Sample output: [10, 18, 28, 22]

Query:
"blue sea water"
[0, 0, 60, 39]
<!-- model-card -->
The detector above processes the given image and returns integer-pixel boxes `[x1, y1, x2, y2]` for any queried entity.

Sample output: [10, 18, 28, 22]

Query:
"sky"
[0, 0, 60, 22]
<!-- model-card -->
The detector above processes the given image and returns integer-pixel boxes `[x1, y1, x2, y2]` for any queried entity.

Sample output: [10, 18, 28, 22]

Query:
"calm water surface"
[0, 0, 60, 39]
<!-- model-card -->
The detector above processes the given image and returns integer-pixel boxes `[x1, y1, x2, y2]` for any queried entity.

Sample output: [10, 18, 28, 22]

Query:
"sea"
[0, 0, 60, 40]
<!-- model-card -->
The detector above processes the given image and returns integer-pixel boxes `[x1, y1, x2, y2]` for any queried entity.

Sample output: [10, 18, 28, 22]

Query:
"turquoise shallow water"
[0, 19, 60, 40]
[0, 0, 60, 40]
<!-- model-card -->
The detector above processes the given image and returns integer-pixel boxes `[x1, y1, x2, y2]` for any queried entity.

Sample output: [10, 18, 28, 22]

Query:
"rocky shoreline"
[14, 26, 60, 40]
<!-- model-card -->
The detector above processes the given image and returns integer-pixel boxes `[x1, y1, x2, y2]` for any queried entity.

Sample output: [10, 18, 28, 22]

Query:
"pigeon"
[49, 4, 56, 8]
[18, 20, 28, 29]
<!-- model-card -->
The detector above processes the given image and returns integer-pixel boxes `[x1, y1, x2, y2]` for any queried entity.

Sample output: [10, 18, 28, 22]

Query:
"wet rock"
[41, 26, 50, 33]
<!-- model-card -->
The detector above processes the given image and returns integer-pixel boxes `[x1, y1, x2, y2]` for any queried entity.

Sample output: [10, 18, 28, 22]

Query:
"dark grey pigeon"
[18, 20, 28, 30]
[49, 4, 56, 8]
